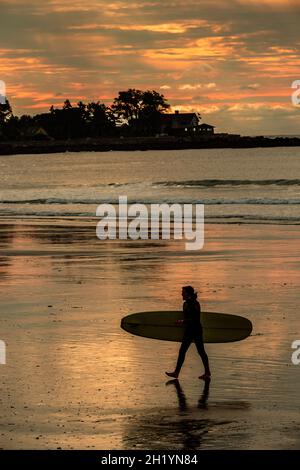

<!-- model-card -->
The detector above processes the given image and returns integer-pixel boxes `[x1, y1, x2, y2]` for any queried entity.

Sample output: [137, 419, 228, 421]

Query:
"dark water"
[1, 147, 300, 223]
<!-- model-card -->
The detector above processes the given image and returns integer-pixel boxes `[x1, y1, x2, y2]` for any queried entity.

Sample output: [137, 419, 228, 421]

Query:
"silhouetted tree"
[63, 99, 72, 110]
[0, 99, 13, 124]
[87, 101, 115, 137]
[0, 88, 171, 140]
[36, 100, 88, 139]
[112, 88, 169, 135]
[112, 89, 144, 124]
[0, 99, 14, 139]
[140, 90, 170, 135]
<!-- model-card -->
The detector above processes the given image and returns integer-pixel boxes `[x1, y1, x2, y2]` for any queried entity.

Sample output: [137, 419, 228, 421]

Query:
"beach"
[2, 0, 300, 455]
[0, 147, 300, 449]
[1, 219, 300, 450]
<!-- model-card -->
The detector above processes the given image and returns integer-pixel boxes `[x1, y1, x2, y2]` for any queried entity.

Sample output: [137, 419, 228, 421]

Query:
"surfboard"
[121, 311, 252, 343]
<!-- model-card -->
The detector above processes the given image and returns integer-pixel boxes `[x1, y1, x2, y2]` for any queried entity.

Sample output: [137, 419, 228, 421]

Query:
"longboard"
[121, 311, 252, 343]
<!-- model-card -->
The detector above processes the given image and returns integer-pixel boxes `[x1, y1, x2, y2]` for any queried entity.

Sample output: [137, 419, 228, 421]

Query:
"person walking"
[166, 286, 211, 380]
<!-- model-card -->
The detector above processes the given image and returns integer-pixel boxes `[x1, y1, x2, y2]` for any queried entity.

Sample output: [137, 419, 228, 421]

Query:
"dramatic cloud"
[0, 0, 299, 134]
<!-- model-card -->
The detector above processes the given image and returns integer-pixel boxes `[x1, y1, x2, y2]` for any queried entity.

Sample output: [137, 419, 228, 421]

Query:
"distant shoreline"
[1, 134, 300, 155]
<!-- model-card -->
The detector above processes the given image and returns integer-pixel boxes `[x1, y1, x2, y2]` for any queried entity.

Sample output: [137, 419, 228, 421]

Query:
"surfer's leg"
[194, 336, 211, 378]
[166, 337, 192, 378]
[174, 336, 192, 375]
[165, 333, 192, 378]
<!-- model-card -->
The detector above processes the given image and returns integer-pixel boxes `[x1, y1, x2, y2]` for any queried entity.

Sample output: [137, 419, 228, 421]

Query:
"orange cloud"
[143, 36, 244, 66]
[68, 19, 209, 34]
[1, 0, 300, 134]
[179, 83, 217, 90]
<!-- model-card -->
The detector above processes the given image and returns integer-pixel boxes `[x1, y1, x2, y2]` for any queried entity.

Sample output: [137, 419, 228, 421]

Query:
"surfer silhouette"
[166, 286, 211, 380]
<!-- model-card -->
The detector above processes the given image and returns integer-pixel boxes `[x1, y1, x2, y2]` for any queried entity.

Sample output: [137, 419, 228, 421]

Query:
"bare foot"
[199, 373, 211, 380]
[165, 379, 179, 386]
[165, 371, 179, 379]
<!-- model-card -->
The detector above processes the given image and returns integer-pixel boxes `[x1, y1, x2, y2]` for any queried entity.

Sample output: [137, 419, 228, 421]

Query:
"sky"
[1, 0, 300, 134]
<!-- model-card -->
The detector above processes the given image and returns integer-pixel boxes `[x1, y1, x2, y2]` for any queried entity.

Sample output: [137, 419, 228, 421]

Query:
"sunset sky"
[1, 0, 300, 134]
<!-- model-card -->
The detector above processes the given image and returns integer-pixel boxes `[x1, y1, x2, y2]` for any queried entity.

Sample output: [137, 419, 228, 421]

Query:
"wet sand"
[0, 219, 300, 449]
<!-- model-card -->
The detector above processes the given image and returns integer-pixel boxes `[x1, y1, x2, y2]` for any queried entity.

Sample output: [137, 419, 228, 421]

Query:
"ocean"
[1, 146, 300, 224]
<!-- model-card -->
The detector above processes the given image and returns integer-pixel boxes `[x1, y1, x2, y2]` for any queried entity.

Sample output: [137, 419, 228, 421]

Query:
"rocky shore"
[1, 134, 300, 155]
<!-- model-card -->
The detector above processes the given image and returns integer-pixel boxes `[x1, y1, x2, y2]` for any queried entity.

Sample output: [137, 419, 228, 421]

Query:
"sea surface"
[1, 147, 300, 224]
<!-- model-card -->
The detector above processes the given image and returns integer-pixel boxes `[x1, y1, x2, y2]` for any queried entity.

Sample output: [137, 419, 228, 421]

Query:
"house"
[159, 111, 214, 135]
[198, 123, 215, 134]
[21, 124, 51, 141]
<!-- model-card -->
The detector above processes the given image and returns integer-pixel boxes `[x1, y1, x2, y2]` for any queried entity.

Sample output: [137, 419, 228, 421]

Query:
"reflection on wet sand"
[166, 378, 211, 411]
[122, 379, 250, 450]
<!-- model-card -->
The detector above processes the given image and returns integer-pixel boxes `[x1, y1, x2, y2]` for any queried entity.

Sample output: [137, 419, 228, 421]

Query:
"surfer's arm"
[176, 302, 187, 324]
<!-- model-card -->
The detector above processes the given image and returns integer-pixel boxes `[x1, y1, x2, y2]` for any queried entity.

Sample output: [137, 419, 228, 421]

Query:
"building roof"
[199, 123, 215, 128]
[160, 112, 200, 123]
[21, 125, 50, 139]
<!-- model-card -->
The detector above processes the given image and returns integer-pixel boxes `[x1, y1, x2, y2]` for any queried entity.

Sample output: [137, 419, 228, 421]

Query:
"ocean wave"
[0, 209, 299, 224]
[1, 197, 300, 205]
[154, 179, 300, 188]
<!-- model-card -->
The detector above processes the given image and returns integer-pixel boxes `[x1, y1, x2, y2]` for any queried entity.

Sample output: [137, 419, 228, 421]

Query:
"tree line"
[0, 89, 170, 141]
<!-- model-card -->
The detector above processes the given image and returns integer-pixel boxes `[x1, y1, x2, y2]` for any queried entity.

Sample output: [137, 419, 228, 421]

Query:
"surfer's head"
[182, 285, 197, 300]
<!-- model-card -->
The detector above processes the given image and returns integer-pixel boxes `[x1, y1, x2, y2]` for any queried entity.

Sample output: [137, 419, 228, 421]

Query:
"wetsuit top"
[183, 297, 201, 329]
